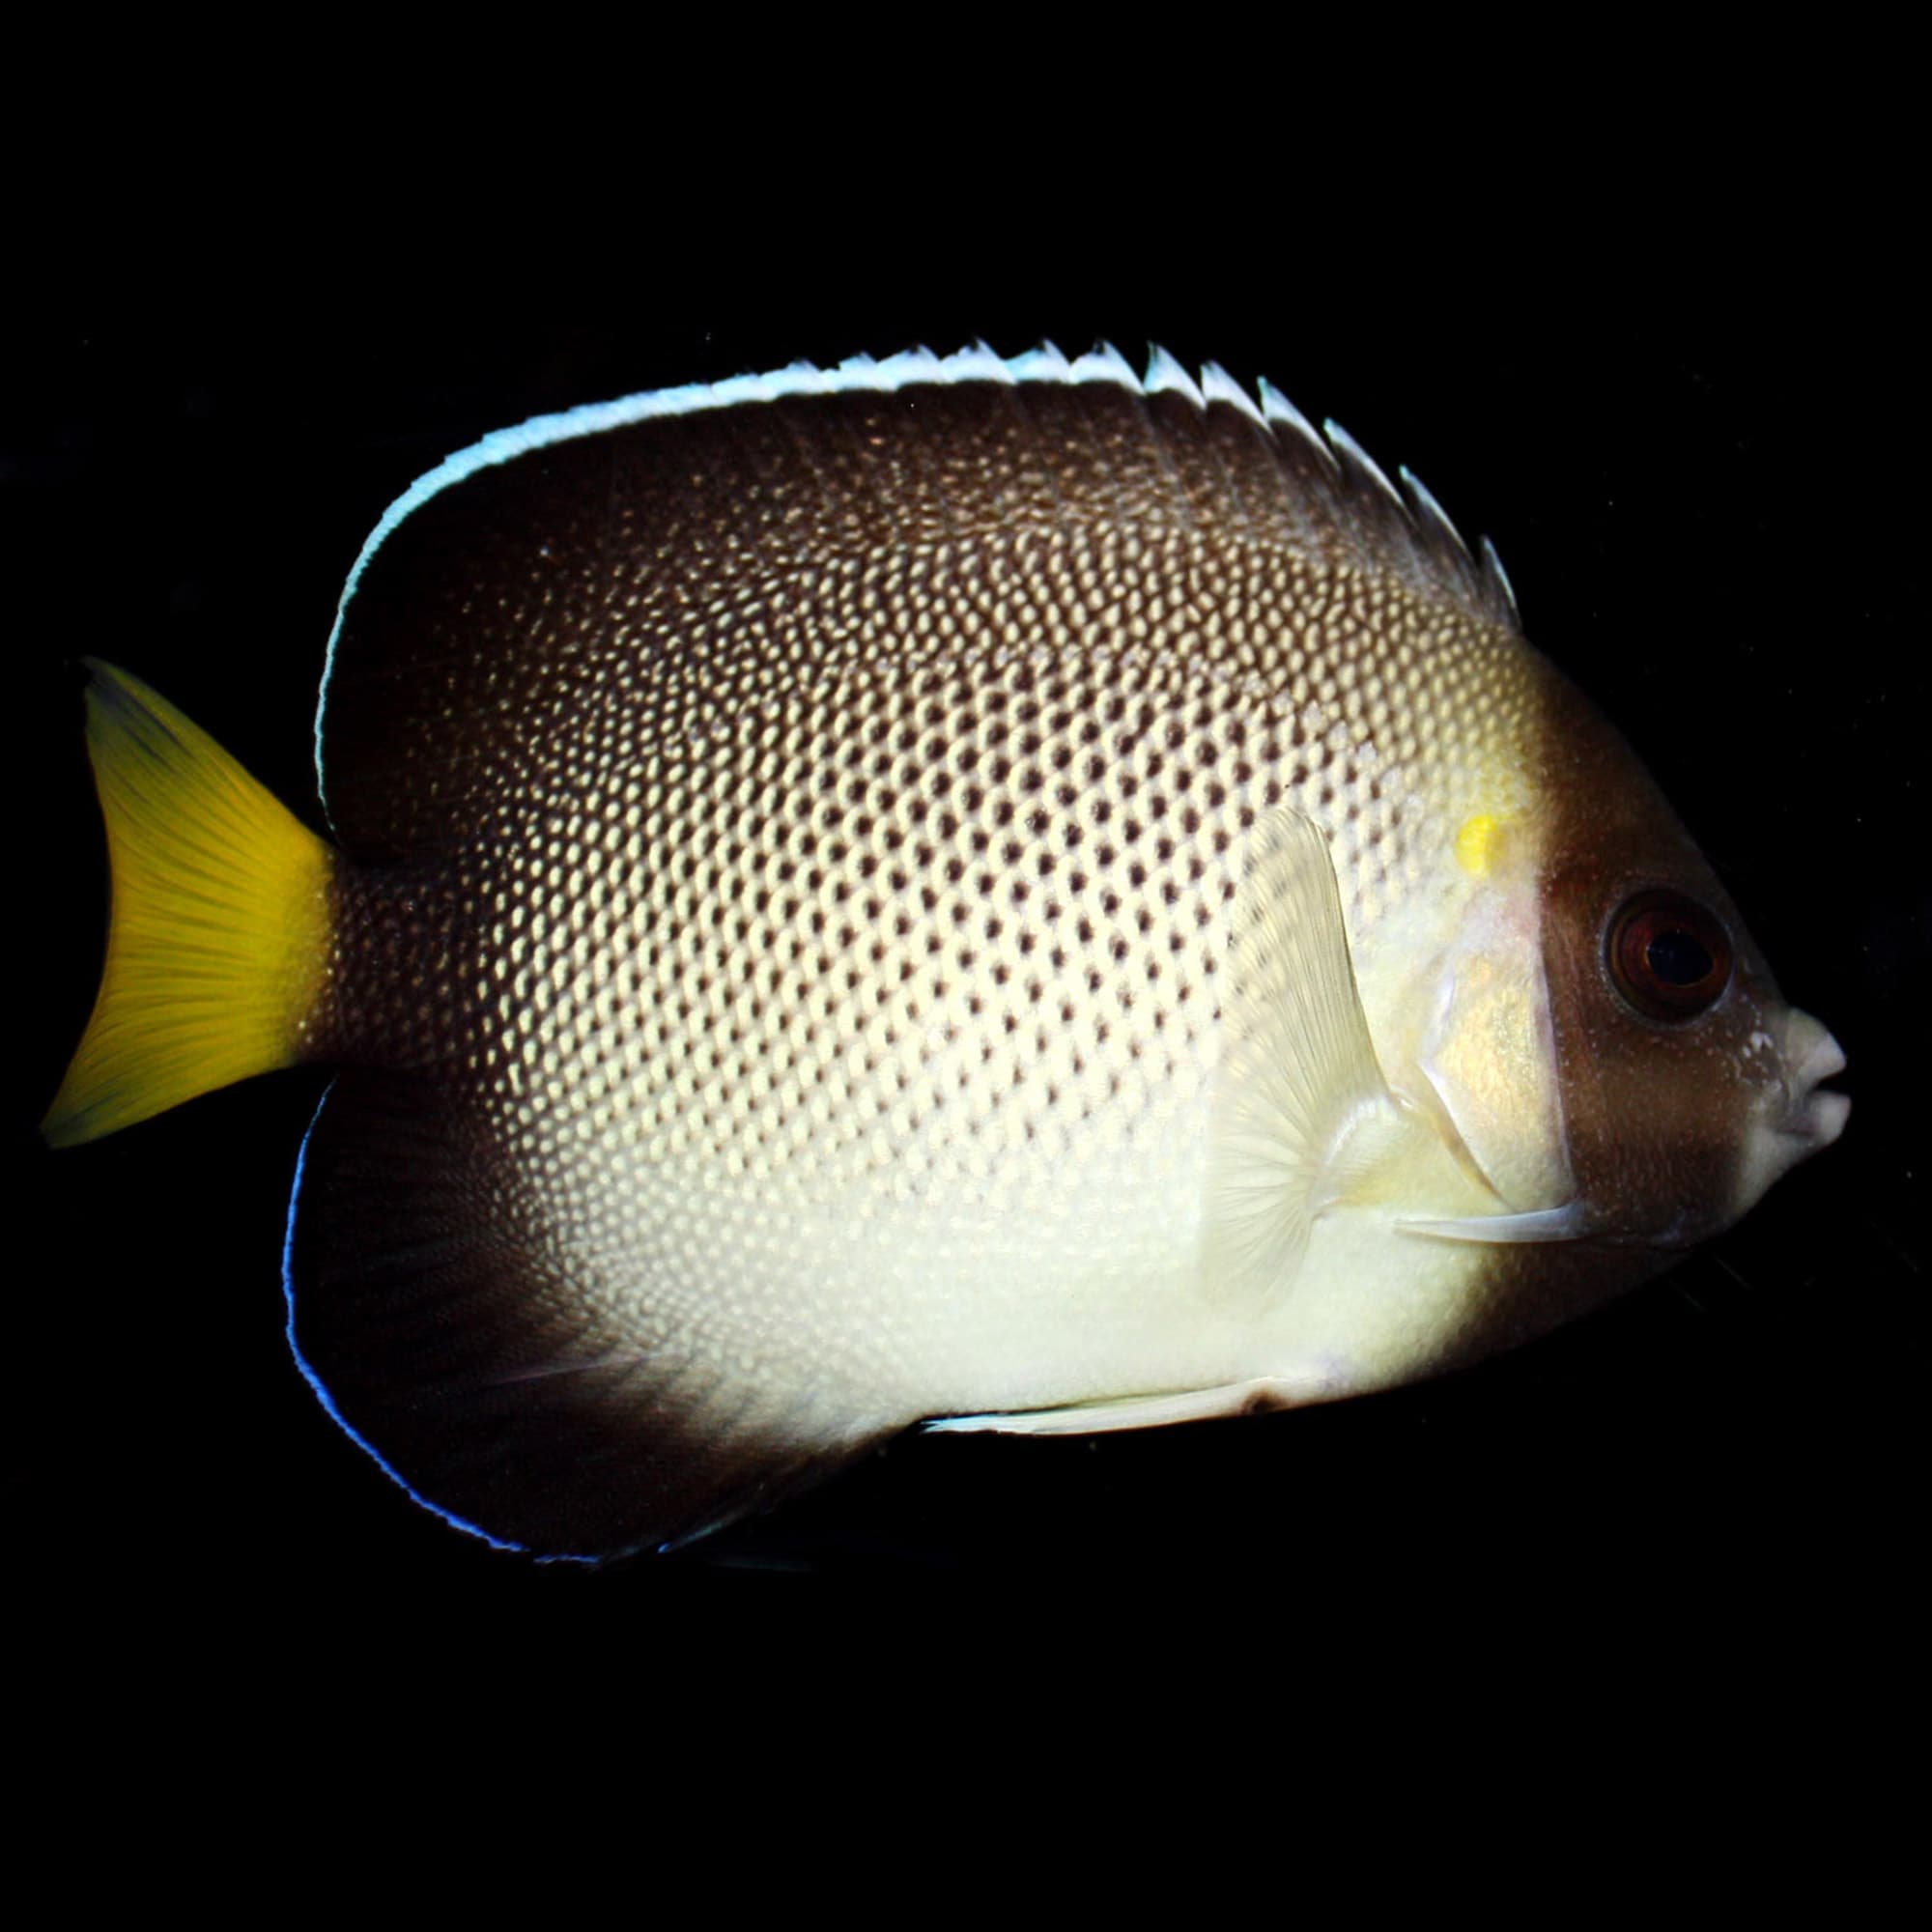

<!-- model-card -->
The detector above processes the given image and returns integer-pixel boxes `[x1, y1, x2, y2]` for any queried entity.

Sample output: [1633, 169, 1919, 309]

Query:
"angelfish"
[43, 344, 1850, 1559]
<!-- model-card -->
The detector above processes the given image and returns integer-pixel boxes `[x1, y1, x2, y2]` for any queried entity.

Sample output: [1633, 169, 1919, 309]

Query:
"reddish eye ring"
[1606, 890, 1733, 1023]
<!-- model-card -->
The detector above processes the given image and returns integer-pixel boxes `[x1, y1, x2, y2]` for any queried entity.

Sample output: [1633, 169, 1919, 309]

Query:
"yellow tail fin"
[43, 661, 336, 1148]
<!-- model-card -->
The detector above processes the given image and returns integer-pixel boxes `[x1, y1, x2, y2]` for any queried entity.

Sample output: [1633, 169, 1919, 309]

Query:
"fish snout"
[1778, 1009, 1851, 1150]
[1731, 1008, 1848, 1218]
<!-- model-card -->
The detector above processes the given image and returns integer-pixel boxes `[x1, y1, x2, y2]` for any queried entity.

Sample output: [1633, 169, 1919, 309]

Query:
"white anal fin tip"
[1396, 1202, 1597, 1244]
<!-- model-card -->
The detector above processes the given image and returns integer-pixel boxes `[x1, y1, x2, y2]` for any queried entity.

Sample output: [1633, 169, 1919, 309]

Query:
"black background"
[8, 285, 1923, 1695]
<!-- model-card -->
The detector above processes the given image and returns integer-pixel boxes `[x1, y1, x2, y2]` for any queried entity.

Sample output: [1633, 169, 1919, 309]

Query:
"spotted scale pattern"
[300, 360, 1548, 1550]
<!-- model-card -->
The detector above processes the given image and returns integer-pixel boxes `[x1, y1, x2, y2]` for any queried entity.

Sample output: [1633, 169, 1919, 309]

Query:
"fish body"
[44, 345, 1848, 1558]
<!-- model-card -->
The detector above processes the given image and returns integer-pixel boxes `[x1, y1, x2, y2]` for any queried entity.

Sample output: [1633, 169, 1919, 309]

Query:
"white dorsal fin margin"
[1323, 419, 1406, 512]
[1398, 465, 1472, 560]
[318, 340, 1494, 791]
[1007, 340, 1071, 382]
[948, 339, 1014, 384]
[870, 347, 945, 388]
[1480, 536, 1520, 621]
[1144, 343, 1205, 406]
[1201, 360, 1266, 427]
[1066, 341, 1141, 389]
[1255, 378, 1335, 470]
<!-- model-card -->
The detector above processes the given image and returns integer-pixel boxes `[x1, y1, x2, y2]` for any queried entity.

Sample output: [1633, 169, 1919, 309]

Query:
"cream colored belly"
[530, 1025, 1497, 1432]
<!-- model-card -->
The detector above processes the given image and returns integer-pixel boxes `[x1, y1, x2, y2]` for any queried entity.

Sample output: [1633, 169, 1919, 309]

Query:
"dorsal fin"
[317, 344, 1525, 857]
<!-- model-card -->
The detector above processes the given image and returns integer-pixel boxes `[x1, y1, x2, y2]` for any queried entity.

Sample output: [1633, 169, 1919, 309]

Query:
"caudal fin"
[43, 661, 336, 1148]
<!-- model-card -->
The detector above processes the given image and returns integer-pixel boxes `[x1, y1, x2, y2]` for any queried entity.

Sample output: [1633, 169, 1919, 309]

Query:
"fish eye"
[1605, 890, 1733, 1023]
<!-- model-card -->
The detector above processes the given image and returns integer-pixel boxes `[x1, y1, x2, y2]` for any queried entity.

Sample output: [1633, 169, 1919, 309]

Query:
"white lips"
[1794, 1085, 1852, 1148]
[1734, 1008, 1849, 1217]
[1781, 1012, 1851, 1148]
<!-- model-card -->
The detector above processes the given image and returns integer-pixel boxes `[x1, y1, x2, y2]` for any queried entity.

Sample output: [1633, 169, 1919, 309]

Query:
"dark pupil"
[1646, 929, 1714, 986]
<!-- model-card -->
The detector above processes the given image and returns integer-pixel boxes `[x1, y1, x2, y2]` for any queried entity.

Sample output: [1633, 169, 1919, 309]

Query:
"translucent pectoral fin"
[1395, 1201, 1600, 1244]
[1202, 808, 1406, 1307]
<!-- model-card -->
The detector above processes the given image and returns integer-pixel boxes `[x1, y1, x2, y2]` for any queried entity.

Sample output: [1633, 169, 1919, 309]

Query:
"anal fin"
[284, 1072, 881, 1560]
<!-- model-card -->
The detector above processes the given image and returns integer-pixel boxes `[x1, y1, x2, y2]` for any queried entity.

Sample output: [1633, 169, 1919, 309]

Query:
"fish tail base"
[43, 660, 336, 1147]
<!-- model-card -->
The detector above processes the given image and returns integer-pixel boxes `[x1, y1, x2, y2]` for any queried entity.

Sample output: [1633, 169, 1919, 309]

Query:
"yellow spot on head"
[1456, 813, 1503, 877]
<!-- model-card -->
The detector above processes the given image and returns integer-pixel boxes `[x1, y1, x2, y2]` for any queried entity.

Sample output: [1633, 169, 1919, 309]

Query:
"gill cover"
[1386, 809, 1585, 1244]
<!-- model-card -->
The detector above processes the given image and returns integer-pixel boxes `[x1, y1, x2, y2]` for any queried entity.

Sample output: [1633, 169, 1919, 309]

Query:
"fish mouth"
[1776, 1019, 1850, 1149]
[1734, 1009, 1849, 1219]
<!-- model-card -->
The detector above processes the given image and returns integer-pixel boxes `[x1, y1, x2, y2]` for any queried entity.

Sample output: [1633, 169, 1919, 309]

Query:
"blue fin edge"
[280, 1081, 601, 1565]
